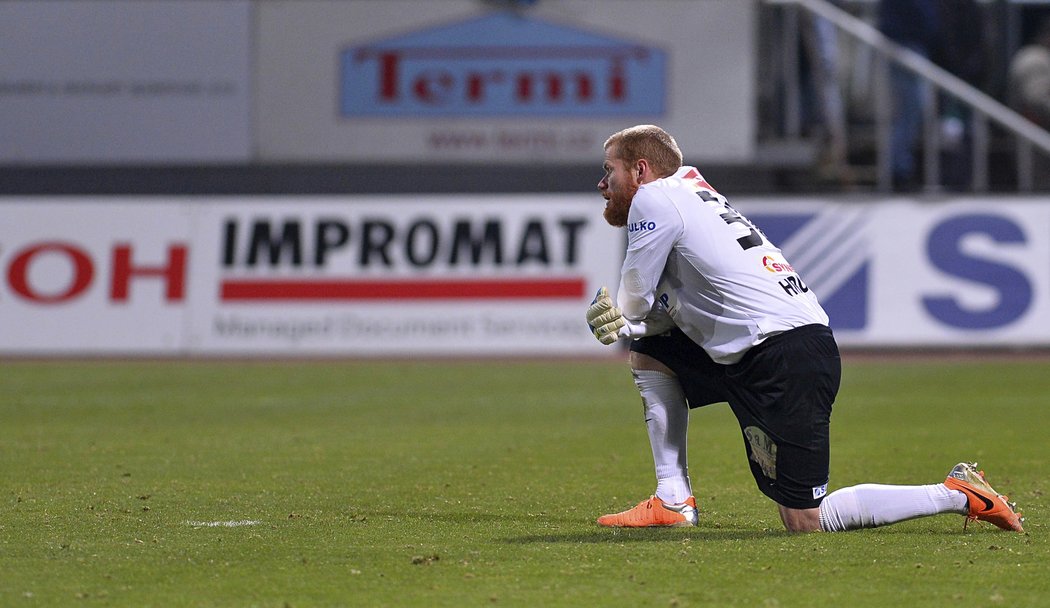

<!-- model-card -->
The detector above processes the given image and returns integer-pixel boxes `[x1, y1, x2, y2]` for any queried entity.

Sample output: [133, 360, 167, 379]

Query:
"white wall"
[0, 1, 252, 164]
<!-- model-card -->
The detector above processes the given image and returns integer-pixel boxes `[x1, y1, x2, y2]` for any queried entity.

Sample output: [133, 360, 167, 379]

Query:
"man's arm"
[586, 286, 675, 345]
[617, 189, 683, 322]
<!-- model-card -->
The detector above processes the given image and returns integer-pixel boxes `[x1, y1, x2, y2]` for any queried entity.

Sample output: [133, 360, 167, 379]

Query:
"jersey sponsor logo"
[340, 13, 666, 117]
[657, 292, 678, 316]
[749, 209, 869, 330]
[627, 220, 657, 234]
[761, 255, 795, 274]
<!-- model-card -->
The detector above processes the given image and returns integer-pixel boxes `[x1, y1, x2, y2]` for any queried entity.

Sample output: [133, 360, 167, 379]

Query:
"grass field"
[1, 356, 1046, 607]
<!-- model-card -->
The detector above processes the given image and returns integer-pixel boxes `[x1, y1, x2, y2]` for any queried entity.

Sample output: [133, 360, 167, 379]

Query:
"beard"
[602, 181, 638, 227]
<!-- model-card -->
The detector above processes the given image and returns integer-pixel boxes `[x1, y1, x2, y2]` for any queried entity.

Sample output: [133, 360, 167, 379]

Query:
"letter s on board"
[922, 214, 1032, 329]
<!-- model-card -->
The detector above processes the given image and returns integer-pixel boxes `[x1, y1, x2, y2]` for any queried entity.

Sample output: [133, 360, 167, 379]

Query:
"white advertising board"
[3, 196, 1050, 356]
[0, 200, 192, 353]
[256, 0, 755, 164]
[0, 1, 252, 164]
[0, 196, 622, 356]
[189, 196, 622, 355]
[732, 197, 1050, 347]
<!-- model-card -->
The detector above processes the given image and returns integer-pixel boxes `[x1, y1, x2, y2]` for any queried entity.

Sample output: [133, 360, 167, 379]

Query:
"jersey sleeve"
[619, 300, 676, 339]
[617, 188, 684, 322]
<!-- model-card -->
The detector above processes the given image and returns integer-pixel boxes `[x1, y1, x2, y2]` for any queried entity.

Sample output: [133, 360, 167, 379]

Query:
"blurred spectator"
[1007, 16, 1050, 189]
[933, 0, 988, 191]
[800, 1, 853, 186]
[1007, 16, 1050, 130]
[878, 0, 940, 190]
[879, 0, 987, 191]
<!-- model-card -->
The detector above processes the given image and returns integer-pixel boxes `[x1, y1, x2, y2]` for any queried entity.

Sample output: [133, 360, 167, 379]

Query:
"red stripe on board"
[220, 278, 586, 301]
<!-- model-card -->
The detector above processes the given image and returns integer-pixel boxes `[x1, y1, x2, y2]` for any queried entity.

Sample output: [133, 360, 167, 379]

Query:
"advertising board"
[0, 1, 252, 164]
[0, 196, 621, 356]
[3, 196, 1050, 356]
[735, 198, 1050, 347]
[257, 0, 755, 163]
[0, 200, 192, 352]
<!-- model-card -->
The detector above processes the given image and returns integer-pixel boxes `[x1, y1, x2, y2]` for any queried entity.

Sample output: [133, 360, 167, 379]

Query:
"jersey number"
[696, 191, 764, 251]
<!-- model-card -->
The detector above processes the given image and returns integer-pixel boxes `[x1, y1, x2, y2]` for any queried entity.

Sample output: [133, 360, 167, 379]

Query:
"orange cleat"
[944, 462, 1024, 532]
[597, 495, 698, 528]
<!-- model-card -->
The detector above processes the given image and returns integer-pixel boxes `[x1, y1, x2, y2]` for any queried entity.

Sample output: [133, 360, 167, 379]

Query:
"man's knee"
[629, 351, 675, 375]
[778, 505, 822, 533]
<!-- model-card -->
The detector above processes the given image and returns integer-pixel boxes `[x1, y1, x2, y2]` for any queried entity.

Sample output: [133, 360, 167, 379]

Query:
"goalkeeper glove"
[585, 286, 625, 345]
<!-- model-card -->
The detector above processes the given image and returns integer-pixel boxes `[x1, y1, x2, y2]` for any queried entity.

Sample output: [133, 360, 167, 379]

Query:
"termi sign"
[340, 12, 666, 117]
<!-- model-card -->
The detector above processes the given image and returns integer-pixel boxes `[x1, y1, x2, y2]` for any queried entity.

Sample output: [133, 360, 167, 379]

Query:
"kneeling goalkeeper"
[586, 124, 1023, 533]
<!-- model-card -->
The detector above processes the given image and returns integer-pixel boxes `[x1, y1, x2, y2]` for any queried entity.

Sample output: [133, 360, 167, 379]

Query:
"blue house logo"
[340, 12, 666, 117]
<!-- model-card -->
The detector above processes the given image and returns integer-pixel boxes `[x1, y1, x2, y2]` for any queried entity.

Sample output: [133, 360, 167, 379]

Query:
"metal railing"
[765, 0, 1050, 192]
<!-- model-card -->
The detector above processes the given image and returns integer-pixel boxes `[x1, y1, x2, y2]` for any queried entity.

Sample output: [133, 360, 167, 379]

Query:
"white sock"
[818, 483, 969, 531]
[632, 369, 692, 504]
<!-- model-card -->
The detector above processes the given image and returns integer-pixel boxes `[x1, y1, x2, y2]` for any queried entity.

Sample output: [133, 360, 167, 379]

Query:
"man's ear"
[635, 158, 654, 183]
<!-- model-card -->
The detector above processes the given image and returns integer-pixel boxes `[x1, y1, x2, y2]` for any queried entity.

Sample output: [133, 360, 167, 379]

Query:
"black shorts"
[630, 325, 841, 509]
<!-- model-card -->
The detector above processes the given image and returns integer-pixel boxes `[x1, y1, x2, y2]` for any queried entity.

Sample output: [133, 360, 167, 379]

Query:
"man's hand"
[586, 286, 625, 345]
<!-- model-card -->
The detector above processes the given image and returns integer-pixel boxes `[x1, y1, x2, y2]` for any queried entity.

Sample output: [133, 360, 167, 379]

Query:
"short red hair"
[604, 125, 683, 178]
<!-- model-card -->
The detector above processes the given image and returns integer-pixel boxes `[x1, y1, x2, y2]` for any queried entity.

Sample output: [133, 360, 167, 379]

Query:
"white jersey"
[618, 166, 829, 364]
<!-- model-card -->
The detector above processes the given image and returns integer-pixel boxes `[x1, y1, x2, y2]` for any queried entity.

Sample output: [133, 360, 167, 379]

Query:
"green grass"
[1, 357, 1047, 607]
